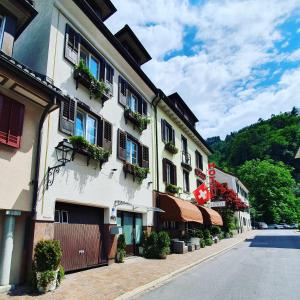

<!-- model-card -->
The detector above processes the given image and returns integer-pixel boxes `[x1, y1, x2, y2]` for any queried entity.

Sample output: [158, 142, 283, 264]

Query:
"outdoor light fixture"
[111, 168, 118, 172]
[46, 139, 73, 189]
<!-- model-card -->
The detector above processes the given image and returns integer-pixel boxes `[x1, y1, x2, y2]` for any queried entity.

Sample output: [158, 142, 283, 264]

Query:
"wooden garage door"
[54, 223, 103, 272]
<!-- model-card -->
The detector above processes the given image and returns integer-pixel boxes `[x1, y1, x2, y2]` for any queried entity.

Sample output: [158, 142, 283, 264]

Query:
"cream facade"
[14, 0, 157, 265]
[215, 168, 251, 231]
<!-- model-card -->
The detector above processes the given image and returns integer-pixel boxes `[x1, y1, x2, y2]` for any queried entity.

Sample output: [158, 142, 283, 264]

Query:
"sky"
[106, 0, 300, 139]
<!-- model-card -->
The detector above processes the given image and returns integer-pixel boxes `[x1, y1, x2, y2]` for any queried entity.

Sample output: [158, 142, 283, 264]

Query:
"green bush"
[200, 239, 206, 248]
[117, 234, 126, 263]
[158, 231, 170, 257]
[225, 232, 231, 238]
[211, 226, 221, 236]
[34, 240, 62, 272]
[203, 229, 211, 240]
[205, 238, 213, 246]
[57, 265, 65, 286]
[194, 229, 204, 239]
[218, 231, 225, 240]
[38, 270, 56, 289]
[166, 184, 181, 194]
[229, 231, 234, 237]
[144, 231, 158, 259]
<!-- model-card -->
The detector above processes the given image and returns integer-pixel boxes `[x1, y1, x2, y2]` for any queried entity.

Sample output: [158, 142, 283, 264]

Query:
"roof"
[158, 193, 203, 223]
[86, 0, 117, 22]
[198, 206, 223, 226]
[158, 89, 213, 154]
[115, 25, 152, 66]
[0, 51, 69, 102]
[168, 92, 199, 123]
[73, 0, 157, 94]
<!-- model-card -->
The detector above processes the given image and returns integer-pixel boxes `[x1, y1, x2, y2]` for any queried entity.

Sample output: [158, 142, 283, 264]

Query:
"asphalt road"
[139, 230, 300, 300]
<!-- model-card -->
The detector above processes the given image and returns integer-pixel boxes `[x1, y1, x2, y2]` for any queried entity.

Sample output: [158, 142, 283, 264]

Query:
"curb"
[115, 234, 253, 300]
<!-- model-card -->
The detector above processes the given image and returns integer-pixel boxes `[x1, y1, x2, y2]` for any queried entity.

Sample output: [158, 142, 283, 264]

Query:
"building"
[214, 167, 251, 232]
[153, 90, 221, 237]
[0, 0, 71, 290]
[13, 0, 158, 270]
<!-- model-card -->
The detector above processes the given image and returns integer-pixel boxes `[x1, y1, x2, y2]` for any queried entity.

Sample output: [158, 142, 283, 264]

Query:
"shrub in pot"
[144, 231, 159, 259]
[34, 240, 63, 293]
[139, 231, 148, 256]
[157, 231, 170, 259]
[204, 238, 213, 246]
[200, 239, 206, 248]
[116, 234, 126, 263]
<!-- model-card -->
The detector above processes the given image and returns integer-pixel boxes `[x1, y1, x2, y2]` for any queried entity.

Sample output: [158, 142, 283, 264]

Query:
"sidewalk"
[0, 230, 255, 300]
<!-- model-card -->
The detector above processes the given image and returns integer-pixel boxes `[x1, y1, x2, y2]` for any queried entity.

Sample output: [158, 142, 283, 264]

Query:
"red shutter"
[0, 95, 10, 144]
[7, 100, 25, 148]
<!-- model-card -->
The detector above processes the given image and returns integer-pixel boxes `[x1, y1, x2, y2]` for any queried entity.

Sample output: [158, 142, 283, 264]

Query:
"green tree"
[238, 159, 299, 224]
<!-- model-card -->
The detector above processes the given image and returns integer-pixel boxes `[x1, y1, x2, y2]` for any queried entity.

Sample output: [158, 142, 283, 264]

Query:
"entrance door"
[117, 212, 143, 256]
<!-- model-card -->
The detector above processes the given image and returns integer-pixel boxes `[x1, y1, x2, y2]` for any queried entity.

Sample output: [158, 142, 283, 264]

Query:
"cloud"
[106, 0, 300, 138]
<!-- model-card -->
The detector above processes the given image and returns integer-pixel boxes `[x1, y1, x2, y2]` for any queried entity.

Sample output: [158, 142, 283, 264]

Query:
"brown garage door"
[54, 223, 103, 271]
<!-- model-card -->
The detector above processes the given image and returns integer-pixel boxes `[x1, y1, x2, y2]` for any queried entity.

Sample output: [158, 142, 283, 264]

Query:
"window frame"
[195, 151, 203, 170]
[127, 91, 138, 113]
[75, 108, 98, 145]
[183, 169, 190, 193]
[79, 46, 101, 80]
[54, 210, 60, 223]
[126, 136, 138, 165]
[0, 16, 5, 48]
[61, 210, 69, 224]
[181, 135, 188, 153]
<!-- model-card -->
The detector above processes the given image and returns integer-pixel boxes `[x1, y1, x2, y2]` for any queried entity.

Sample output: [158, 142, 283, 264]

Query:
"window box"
[123, 162, 149, 183]
[73, 60, 111, 103]
[69, 135, 110, 168]
[124, 108, 150, 133]
[166, 184, 180, 195]
[164, 142, 178, 155]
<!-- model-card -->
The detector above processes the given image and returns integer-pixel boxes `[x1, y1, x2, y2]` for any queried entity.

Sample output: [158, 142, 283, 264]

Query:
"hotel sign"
[206, 201, 226, 208]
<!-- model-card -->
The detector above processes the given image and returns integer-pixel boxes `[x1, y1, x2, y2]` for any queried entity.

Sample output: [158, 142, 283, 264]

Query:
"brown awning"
[198, 206, 223, 226]
[158, 193, 203, 223]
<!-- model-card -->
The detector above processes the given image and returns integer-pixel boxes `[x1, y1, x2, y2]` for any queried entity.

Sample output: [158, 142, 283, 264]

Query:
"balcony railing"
[181, 151, 192, 171]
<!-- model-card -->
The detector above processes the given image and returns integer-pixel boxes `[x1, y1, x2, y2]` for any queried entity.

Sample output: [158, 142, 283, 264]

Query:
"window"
[195, 151, 203, 170]
[163, 158, 177, 185]
[126, 137, 138, 165]
[54, 210, 69, 223]
[0, 95, 25, 149]
[183, 170, 190, 193]
[106, 64, 114, 84]
[161, 119, 175, 144]
[75, 109, 97, 144]
[0, 16, 5, 48]
[127, 92, 138, 112]
[181, 135, 188, 153]
[80, 47, 101, 80]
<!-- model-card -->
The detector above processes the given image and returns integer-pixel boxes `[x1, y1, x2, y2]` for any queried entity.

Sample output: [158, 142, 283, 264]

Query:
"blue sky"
[106, 0, 300, 138]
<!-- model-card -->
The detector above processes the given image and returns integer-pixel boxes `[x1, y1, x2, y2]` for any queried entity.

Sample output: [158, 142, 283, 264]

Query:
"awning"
[198, 206, 223, 226]
[158, 193, 203, 223]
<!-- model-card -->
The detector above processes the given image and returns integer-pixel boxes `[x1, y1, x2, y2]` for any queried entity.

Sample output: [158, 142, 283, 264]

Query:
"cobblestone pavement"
[0, 231, 255, 300]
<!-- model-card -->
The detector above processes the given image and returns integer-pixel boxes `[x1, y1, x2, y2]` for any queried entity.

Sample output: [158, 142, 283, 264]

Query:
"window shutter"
[102, 119, 112, 153]
[7, 100, 25, 148]
[105, 62, 114, 84]
[99, 57, 105, 81]
[0, 95, 10, 144]
[173, 164, 177, 186]
[138, 97, 143, 115]
[141, 145, 149, 168]
[172, 128, 175, 145]
[118, 76, 127, 106]
[162, 158, 167, 182]
[117, 129, 126, 161]
[161, 119, 166, 142]
[142, 99, 147, 116]
[65, 24, 79, 65]
[59, 99, 77, 135]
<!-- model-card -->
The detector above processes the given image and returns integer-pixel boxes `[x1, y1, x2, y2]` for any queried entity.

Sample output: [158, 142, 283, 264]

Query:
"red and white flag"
[193, 183, 211, 205]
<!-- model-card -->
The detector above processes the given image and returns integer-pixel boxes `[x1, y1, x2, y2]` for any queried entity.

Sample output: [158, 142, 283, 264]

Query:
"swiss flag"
[193, 183, 211, 205]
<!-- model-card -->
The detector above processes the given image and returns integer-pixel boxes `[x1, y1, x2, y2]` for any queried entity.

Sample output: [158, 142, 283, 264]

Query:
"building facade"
[0, 0, 72, 289]
[13, 0, 158, 269]
[215, 168, 251, 232]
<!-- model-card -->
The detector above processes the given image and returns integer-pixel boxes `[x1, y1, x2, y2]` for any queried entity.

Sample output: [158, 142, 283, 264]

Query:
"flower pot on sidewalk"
[36, 270, 58, 293]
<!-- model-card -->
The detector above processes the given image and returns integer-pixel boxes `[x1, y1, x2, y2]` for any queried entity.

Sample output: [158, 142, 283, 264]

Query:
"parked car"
[268, 224, 277, 229]
[289, 224, 298, 229]
[283, 224, 291, 229]
[276, 224, 284, 229]
[258, 222, 268, 229]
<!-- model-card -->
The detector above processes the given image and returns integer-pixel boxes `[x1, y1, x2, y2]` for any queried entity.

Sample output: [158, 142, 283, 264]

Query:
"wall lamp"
[46, 139, 73, 189]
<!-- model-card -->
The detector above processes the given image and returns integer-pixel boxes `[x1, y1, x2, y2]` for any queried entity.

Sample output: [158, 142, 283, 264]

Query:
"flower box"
[124, 108, 150, 133]
[164, 142, 178, 155]
[123, 162, 149, 183]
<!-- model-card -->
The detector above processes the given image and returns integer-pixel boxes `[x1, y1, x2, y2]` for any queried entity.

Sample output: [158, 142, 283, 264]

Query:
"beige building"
[0, 0, 69, 290]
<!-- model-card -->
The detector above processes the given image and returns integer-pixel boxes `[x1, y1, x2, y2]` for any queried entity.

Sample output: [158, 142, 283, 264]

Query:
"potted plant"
[124, 107, 151, 133]
[139, 231, 148, 256]
[164, 142, 178, 154]
[157, 231, 171, 259]
[144, 231, 158, 259]
[34, 240, 63, 293]
[166, 184, 180, 195]
[116, 234, 126, 263]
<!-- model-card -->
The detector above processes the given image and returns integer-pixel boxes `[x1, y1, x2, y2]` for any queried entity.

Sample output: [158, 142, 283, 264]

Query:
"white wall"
[34, 2, 156, 226]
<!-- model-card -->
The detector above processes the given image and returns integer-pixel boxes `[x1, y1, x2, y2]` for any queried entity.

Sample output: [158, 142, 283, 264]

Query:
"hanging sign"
[208, 162, 216, 198]
[206, 201, 226, 208]
[195, 168, 207, 180]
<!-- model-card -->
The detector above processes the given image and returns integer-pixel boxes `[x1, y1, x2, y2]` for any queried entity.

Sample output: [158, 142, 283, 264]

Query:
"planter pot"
[116, 251, 125, 263]
[189, 237, 200, 246]
[159, 252, 167, 259]
[138, 246, 144, 256]
[36, 270, 58, 293]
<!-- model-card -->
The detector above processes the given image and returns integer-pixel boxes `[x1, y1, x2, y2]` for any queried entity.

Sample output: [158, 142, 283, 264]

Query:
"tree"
[238, 159, 299, 224]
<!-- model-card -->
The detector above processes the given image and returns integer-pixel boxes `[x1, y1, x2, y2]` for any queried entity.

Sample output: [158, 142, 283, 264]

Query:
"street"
[139, 230, 300, 300]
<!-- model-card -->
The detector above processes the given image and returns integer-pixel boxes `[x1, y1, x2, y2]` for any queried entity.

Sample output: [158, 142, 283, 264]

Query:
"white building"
[14, 0, 158, 269]
[215, 167, 251, 231]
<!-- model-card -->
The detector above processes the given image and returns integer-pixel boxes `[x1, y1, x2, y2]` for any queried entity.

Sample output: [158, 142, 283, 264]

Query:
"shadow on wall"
[245, 235, 300, 250]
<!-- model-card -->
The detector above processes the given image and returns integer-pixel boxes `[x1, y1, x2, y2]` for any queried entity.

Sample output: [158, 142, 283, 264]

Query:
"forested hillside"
[207, 108, 300, 223]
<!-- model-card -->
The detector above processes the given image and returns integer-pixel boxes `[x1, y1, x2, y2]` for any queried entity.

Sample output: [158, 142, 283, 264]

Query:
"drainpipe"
[152, 91, 162, 228]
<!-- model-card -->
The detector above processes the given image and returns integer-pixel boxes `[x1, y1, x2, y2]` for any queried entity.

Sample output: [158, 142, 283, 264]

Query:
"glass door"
[123, 212, 134, 255]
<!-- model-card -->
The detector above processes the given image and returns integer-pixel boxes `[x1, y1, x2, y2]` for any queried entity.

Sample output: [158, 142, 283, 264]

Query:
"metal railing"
[181, 151, 191, 166]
